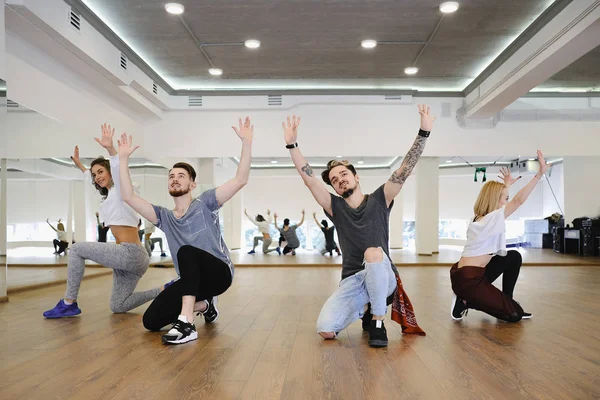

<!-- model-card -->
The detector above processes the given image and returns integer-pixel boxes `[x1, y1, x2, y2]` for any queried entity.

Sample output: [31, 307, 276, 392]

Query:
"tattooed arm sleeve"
[288, 148, 332, 215]
[384, 134, 428, 205]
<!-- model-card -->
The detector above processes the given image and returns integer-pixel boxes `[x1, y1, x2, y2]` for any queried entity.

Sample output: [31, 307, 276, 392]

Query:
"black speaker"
[553, 227, 564, 253]
[582, 229, 595, 256]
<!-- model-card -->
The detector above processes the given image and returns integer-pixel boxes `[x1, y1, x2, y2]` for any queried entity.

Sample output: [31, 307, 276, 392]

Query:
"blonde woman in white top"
[450, 150, 549, 322]
[245, 209, 280, 255]
[47, 218, 69, 255]
[43, 124, 161, 318]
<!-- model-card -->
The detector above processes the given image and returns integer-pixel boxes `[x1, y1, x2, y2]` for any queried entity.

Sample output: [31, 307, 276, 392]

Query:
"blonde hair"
[57, 223, 65, 231]
[473, 181, 506, 218]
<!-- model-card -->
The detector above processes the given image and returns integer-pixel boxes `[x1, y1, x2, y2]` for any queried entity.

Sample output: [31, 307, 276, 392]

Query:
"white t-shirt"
[85, 155, 139, 228]
[249, 214, 272, 234]
[461, 206, 507, 258]
[57, 230, 67, 242]
[144, 219, 156, 235]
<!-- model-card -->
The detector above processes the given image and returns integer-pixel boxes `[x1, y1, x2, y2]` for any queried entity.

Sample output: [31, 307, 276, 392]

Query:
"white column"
[0, 158, 7, 300]
[72, 180, 86, 243]
[222, 190, 243, 250]
[66, 181, 74, 243]
[389, 189, 404, 249]
[563, 156, 600, 224]
[415, 157, 439, 255]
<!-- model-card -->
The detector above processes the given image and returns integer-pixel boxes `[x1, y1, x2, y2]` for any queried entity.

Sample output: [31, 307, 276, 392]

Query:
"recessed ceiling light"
[336, 155, 343, 158]
[446, 159, 453, 163]
[361, 40, 377, 49]
[165, 3, 185, 15]
[404, 67, 419, 75]
[270, 160, 278, 164]
[358, 160, 364, 164]
[209, 68, 223, 76]
[244, 39, 261, 49]
[439, 2, 459, 13]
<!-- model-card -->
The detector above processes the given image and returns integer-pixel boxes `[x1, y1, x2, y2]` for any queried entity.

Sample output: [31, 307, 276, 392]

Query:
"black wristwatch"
[286, 143, 298, 149]
[418, 129, 431, 138]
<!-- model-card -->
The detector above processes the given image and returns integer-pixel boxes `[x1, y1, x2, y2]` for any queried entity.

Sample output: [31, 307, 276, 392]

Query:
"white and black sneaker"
[196, 297, 219, 324]
[162, 315, 197, 345]
[451, 294, 469, 320]
[515, 301, 533, 319]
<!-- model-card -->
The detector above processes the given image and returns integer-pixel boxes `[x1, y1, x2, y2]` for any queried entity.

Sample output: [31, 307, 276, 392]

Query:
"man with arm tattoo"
[282, 104, 434, 347]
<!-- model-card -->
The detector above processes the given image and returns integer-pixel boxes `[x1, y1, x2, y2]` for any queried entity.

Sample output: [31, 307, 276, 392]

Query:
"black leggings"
[142, 245, 232, 331]
[484, 250, 522, 299]
[53, 239, 69, 254]
[283, 245, 298, 255]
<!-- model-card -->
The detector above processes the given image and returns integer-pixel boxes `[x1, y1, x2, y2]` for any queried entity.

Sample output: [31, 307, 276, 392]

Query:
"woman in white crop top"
[450, 150, 549, 323]
[245, 209, 280, 255]
[43, 124, 162, 319]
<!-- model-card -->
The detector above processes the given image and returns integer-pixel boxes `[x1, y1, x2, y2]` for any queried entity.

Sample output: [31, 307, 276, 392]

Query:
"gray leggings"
[145, 237, 164, 257]
[253, 236, 279, 253]
[65, 241, 160, 313]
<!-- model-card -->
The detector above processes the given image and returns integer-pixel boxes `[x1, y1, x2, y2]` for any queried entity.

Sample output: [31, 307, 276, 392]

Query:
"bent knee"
[364, 247, 383, 264]
[110, 303, 128, 314]
[507, 250, 523, 265]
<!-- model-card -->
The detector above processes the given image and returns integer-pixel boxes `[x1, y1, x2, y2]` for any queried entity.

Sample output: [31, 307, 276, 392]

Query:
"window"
[439, 219, 468, 239]
[403, 221, 415, 248]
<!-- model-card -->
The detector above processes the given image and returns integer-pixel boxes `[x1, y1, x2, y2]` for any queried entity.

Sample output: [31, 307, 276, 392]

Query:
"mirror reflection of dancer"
[245, 209, 280, 255]
[450, 155, 547, 322]
[313, 212, 341, 256]
[96, 212, 110, 242]
[43, 125, 162, 319]
[47, 218, 68, 255]
[118, 117, 253, 345]
[274, 210, 304, 255]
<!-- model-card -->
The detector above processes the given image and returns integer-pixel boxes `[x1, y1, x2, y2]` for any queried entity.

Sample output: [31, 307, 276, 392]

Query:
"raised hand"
[95, 123, 116, 150]
[312, 212, 316, 217]
[274, 212, 278, 219]
[498, 167, 521, 187]
[71, 145, 81, 164]
[418, 104, 436, 132]
[301, 209, 305, 214]
[282, 115, 301, 145]
[267, 209, 271, 214]
[117, 132, 139, 159]
[232, 117, 254, 142]
[536, 150, 549, 176]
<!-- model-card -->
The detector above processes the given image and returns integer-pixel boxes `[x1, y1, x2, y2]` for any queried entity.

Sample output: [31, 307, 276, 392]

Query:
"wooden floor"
[1, 266, 599, 400]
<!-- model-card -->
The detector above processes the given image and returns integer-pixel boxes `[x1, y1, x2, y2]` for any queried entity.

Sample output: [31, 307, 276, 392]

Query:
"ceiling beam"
[464, 0, 600, 119]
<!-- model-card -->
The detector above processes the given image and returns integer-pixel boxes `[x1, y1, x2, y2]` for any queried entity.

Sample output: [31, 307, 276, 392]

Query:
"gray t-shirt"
[278, 225, 300, 248]
[325, 184, 398, 280]
[152, 189, 233, 277]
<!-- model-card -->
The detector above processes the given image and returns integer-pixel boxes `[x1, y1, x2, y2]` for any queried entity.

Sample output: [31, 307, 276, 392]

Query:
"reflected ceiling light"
[361, 39, 377, 49]
[270, 160, 278, 164]
[404, 67, 419, 75]
[336, 155, 343, 158]
[439, 2, 459, 13]
[446, 159, 453, 163]
[165, 3, 185, 15]
[358, 160, 364, 164]
[209, 68, 223, 76]
[244, 39, 261, 49]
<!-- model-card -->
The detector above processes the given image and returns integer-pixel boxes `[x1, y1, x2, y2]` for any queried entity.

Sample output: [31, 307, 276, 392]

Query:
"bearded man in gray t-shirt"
[282, 105, 436, 348]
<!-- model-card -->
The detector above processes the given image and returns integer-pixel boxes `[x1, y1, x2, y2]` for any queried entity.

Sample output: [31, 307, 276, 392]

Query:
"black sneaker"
[516, 301, 532, 319]
[362, 304, 372, 331]
[162, 316, 197, 345]
[368, 320, 388, 348]
[451, 294, 468, 320]
[199, 297, 219, 323]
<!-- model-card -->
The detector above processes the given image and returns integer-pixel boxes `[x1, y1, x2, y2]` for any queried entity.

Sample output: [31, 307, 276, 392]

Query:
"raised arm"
[384, 104, 436, 207]
[504, 150, 549, 218]
[245, 208, 258, 226]
[297, 209, 306, 227]
[283, 116, 332, 215]
[274, 212, 281, 230]
[117, 133, 158, 224]
[312, 212, 324, 229]
[71, 146, 87, 173]
[215, 117, 253, 206]
[46, 218, 58, 232]
[95, 124, 118, 157]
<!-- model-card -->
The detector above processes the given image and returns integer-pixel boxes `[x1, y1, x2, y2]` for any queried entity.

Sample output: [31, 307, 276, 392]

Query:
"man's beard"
[169, 188, 190, 197]
[341, 188, 354, 198]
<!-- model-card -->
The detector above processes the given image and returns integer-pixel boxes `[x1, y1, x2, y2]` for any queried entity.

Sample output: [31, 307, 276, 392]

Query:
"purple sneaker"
[43, 300, 82, 318]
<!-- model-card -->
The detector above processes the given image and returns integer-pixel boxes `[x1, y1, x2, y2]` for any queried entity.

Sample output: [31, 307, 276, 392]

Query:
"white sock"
[375, 320, 383, 328]
[178, 315, 194, 325]
[63, 299, 73, 305]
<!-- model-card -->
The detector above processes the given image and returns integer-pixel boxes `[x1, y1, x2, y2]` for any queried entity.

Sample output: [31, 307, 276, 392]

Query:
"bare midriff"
[457, 254, 493, 269]
[110, 225, 142, 245]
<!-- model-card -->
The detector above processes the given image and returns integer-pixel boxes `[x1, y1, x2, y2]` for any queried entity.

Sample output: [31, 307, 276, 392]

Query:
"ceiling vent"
[7, 99, 19, 108]
[188, 96, 203, 107]
[152, 83, 158, 95]
[268, 95, 282, 106]
[69, 8, 81, 32]
[384, 95, 403, 101]
[120, 53, 127, 70]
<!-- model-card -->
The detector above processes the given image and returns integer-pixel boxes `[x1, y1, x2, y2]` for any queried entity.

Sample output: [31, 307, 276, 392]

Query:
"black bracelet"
[418, 129, 431, 138]
[285, 143, 298, 149]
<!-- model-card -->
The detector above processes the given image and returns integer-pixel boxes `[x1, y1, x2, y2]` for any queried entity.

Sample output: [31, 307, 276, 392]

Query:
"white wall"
[563, 156, 600, 224]
[0, 3, 6, 80]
